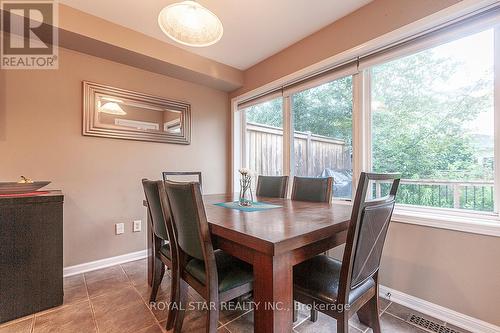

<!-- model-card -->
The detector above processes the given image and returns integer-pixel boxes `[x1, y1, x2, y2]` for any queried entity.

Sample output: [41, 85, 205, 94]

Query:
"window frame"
[362, 25, 500, 223]
[237, 74, 358, 198]
[231, 5, 500, 237]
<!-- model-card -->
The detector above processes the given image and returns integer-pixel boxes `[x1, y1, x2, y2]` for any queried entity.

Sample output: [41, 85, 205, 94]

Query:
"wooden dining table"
[146, 193, 352, 333]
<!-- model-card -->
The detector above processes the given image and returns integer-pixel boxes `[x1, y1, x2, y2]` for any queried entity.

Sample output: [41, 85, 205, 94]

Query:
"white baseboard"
[63, 250, 148, 277]
[379, 285, 500, 333]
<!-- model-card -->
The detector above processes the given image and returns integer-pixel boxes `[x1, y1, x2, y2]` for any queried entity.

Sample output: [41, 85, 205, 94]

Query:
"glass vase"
[239, 186, 253, 207]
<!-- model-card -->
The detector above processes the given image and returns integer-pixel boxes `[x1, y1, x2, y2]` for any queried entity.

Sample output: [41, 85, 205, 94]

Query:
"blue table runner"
[214, 201, 282, 212]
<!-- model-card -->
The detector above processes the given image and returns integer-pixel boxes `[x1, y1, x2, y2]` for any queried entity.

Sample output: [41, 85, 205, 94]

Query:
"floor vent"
[407, 314, 460, 333]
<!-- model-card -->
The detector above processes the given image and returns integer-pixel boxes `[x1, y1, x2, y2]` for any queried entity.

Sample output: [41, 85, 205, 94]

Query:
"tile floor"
[0, 259, 471, 333]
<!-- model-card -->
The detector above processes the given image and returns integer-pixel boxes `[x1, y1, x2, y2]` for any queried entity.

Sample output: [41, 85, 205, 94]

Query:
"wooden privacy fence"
[246, 122, 351, 176]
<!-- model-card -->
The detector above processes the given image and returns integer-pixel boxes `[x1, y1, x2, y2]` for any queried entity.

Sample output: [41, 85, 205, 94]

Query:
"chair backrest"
[142, 179, 169, 241]
[162, 172, 202, 189]
[256, 175, 289, 198]
[291, 176, 333, 203]
[338, 172, 400, 304]
[163, 181, 213, 262]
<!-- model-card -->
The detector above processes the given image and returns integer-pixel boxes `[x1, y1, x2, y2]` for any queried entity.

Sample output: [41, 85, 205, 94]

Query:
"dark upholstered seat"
[159, 243, 171, 258]
[142, 179, 177, 330]
[186, 250, 253, 293]
[292, 172, 400, 333]
[294, 255, 375, 305]
[164, 181, 254, 332]
[291, 176, 333, 203]
[256, 175, 289, 198]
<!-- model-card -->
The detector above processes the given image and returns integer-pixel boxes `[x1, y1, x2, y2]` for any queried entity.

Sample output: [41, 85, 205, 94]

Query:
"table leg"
[253, 252, 293, 333]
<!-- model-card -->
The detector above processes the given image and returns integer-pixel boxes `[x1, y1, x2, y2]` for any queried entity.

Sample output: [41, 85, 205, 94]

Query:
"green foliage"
[292, 77, 353, 145]
[371, 50, 493, 181]
[244, 98, 283, 127]
[245, 44, 494, 211]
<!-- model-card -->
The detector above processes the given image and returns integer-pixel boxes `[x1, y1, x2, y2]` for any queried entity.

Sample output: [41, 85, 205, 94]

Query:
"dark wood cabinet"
[0, 191, 64, 323]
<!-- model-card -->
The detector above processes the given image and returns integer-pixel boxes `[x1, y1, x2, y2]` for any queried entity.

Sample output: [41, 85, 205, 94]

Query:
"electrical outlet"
[115, 223, 125, 235]
[133, 220, 142, 232]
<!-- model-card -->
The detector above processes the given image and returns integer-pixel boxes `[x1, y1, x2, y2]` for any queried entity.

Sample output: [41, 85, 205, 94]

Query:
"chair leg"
[173, 279, 188, 333]
[310, 302, 318, 322]
[367, 296, 381, 333]
[357, 296, 381, 333]
[149, 256, 165, 303]
[206, 300, 220, 333]
[165, 264, 178, 330]
[337, 314, 349, 333]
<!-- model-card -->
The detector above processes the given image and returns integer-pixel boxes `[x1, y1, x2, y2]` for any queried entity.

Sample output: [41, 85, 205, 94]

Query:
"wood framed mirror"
[83, 81, 191, 144]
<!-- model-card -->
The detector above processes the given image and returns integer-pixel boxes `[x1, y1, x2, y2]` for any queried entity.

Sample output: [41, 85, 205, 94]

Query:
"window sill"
[391, 209, 500, 237]
[331, 199, 500, 237]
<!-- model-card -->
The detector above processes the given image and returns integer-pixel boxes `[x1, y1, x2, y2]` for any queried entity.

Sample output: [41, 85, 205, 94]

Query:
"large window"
[235, 13, 500, 232]
[242, 97, 283, 176]
[370, 29, 495, 213]
[292, 76, 353, 199]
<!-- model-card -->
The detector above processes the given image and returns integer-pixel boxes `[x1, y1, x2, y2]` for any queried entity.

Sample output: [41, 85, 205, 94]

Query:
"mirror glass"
[95, 95, 183, 135]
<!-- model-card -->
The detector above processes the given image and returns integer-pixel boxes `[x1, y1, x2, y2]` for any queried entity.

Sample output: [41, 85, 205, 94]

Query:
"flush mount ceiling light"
[158, 1, 223, 47]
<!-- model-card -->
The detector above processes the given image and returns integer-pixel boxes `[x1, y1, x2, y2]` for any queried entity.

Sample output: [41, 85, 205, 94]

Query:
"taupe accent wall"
[0, 47, 230, 266]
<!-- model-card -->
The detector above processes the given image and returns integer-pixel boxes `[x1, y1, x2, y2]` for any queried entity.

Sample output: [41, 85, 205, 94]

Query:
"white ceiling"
[59, 0, 372, 70]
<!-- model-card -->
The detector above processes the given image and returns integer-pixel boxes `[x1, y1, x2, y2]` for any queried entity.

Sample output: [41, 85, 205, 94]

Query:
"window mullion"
[362, 69, 372, 173]
[494, 26, 500, 213]
[283, 95, 292, 176]
[352, 73, 363, 192]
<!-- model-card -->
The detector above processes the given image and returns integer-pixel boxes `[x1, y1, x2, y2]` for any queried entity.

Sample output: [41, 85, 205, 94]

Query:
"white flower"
[239, 168, 250, 175]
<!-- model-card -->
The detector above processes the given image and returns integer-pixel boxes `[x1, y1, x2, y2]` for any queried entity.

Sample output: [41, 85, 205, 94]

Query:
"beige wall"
[231, 0, 461, 97]
[381, 223, 500, 326]
[0, 47, 230, 266]
[229, 0, 500, 326]
[328, 222, 500, 326]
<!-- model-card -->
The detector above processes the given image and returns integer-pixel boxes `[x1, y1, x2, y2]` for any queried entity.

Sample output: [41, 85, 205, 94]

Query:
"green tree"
[292, 76, 353, 145]
[244, 45, 494, 210]
[371, 51, 493, 181]
[244, 98, 283, 127]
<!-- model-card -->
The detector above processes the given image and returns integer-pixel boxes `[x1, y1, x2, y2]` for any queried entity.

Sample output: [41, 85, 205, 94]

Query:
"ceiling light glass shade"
[158, 1, 223, 47]
[98, 102, 126, 115]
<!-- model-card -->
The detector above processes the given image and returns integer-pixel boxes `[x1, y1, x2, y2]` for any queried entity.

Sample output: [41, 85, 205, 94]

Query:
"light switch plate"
[115, 223, 125, 235]
[133, 220, 142, 232]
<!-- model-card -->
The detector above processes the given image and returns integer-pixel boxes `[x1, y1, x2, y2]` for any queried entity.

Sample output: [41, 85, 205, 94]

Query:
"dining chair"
[162, 171, 202, 188]
[141, 179, 177, 330]
[255, 175, 289, 198]
[293, 172, 401, 332]
[164, 181, 254, 333]
[291, 176, 333, 203]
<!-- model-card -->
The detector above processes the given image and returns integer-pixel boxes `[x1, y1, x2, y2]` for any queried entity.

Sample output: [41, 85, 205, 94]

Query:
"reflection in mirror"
[83, 82, 190, 144]
[95, 95, 183, 134]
